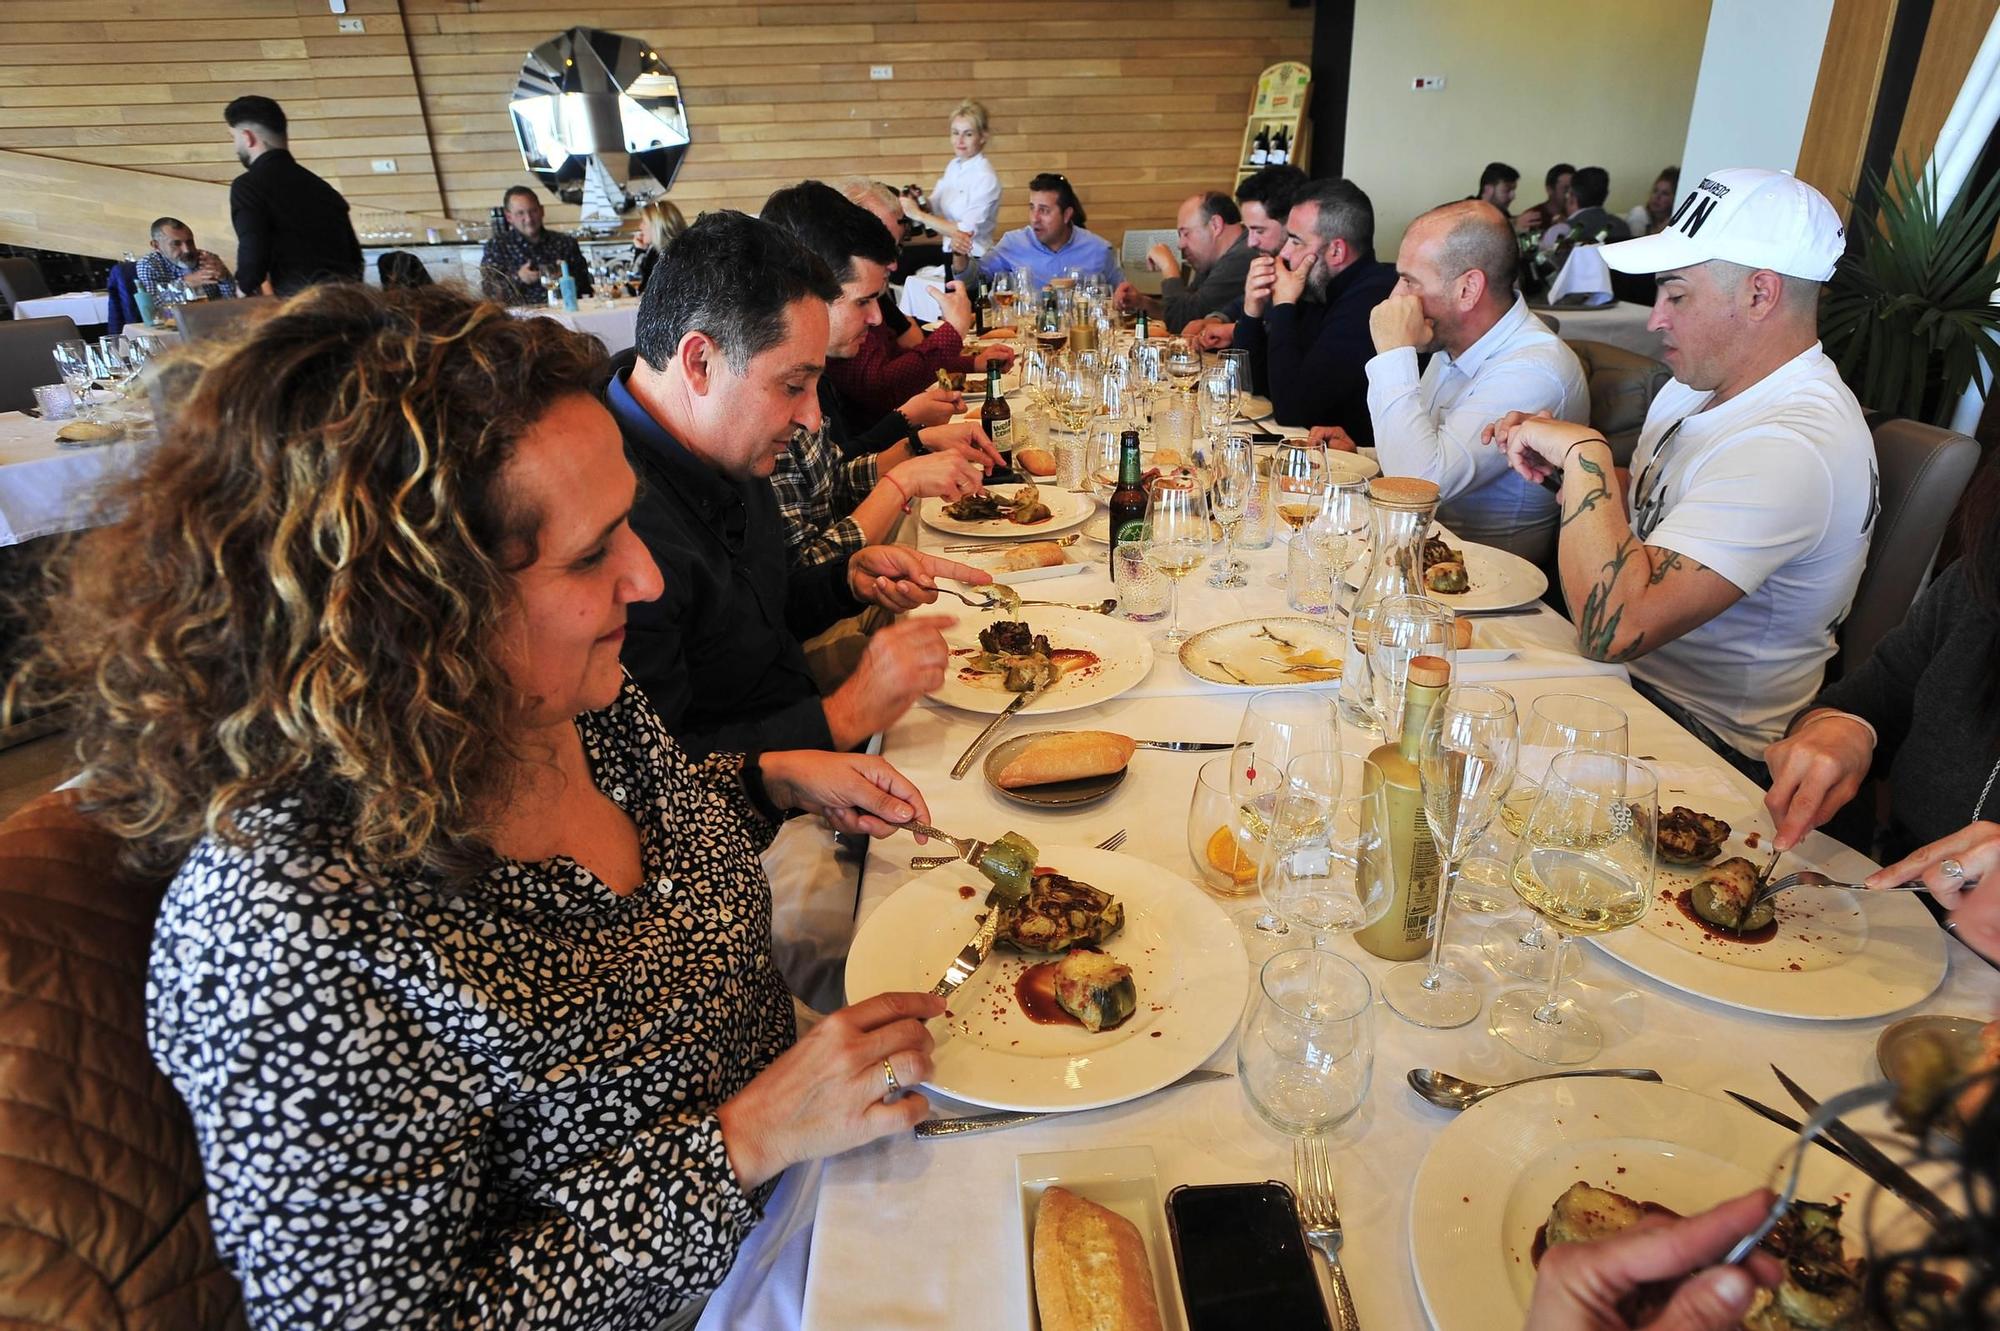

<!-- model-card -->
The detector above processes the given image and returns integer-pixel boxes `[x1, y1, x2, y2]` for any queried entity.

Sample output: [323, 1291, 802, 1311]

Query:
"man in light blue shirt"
[976, 172, 1124, 289]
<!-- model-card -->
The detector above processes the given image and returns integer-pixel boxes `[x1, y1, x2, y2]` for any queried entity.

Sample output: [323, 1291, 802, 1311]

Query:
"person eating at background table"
[134, 216, 238, 303]
[605, 209, 991, 758]
[17, 280, 944, 1328]
[1763, 461, 2000, 963]
[1335, 198, 1588, 565]
[1487, 168, 1875, 785]
[1472, 160, 1520, 218]
[1114, 190, 1258, 332]
[973, 172, 1124, 290]
[480, 184, 594, 307]
[1230, 177, 1397, 435]
[1188, 163, 1306, 353]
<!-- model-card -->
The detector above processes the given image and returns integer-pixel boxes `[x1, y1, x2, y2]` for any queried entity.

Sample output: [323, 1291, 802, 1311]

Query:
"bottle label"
[988, 417, 1013, 448]
[1112, 518, 1146, 546]
[1402, 809, 1443, 942]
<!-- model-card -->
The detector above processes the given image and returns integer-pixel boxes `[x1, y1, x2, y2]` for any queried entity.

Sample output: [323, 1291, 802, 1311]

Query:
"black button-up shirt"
[607, 368, 860, 756]
[480, 226, 595, 306]
[227, 149, 364, 296]
[1233, 254, 1398, 436]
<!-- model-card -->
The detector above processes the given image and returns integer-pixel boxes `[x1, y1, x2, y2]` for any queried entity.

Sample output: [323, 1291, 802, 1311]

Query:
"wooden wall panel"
[1794, 0, 1899, 220]
[1893, 0, 2000, 170]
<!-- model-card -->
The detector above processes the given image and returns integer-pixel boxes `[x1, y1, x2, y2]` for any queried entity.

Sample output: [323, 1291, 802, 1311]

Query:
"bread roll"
[1033, 1187, 1165, 1331]
[996, 730, 1135, 788]
[993, 541, 1069, 573]
[1451, 616, 1474, 650]
[1018, 446, 1057, 477]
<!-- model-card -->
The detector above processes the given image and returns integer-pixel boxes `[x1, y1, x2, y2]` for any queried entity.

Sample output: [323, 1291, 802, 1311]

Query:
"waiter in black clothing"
[222, 95, 364, 297]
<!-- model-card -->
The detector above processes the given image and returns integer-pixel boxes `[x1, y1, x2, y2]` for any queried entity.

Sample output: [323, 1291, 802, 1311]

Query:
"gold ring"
[882, 1059, 902, 1096]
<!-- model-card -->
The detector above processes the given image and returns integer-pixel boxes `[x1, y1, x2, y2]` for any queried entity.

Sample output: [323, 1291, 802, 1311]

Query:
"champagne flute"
[1260, 750, 1391, 943]
[1142, 479, 1209, 644]
[1489, 750, 1657, 1064]
[1383, 686, 1518, 1029]
[1206, 435, 1254, 588]
[1482, 695, 1630, 954]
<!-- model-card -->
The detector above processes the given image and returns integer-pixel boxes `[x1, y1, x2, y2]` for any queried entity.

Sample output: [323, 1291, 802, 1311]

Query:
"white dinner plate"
[1179, 616, 1345, 687]
[1410, 1079, 1922, 1331]
[1589, 817, 1946, 1020]
[927, 606, 1154, 715]
[845, 845, 1246, 1112]
[919, 483, 1094, 539]
[1422, 539, 1549, 612]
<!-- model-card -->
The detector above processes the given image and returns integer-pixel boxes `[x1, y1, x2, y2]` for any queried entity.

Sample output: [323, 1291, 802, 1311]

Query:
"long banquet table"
[0, 408, 154, 547]
[796, 463, 2000, 1329]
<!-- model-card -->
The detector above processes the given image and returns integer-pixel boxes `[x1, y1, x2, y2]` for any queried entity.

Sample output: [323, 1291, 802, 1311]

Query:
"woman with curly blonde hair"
[15, 282, 943, 1329]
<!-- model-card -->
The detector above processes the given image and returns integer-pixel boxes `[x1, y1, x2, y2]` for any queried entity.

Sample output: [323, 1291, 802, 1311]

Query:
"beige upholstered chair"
[0, 314, 82, 413]
[1565, 337, 1673, 467]
[1839, 416, 1981, 674]
[172, 296, 279, 344]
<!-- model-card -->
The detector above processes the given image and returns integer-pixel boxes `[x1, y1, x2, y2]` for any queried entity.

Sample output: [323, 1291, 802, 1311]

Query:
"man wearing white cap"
[1487, 168, 1878, 775]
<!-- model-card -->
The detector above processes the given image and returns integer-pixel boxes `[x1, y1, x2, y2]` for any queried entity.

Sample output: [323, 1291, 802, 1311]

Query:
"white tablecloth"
[1538, 300, 1662, 359]
[0, 410, 153, 545]
[12, 291, 109, 325]
[795, 522, 1999, 1328]
[515, 296, 641, 355]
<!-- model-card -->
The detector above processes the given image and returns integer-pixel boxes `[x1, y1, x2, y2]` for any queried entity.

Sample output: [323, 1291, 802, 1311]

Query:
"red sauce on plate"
[1015, 960, 1082, 1027]
[1673, 888, 1778, 944]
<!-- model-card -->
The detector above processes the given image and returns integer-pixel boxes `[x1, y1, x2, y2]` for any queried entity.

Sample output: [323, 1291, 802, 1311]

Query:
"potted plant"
[1820, 157, 2000, 426]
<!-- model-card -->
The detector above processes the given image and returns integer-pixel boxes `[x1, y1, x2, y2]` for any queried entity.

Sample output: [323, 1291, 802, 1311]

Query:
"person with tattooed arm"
[1486, 169, 1874, 781]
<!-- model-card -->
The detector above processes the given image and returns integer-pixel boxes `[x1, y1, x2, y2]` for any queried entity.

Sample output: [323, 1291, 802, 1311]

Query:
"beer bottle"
[1108, 429, 1147, 580]
[981, 372, 1013, 475]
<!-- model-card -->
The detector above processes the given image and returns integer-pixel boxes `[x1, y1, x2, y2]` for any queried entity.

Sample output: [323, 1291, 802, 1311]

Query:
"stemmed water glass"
[1259, 750, 1392, 944]
[1142, 479, 1208, 644]
[1482, 696, 1630, 964]
[1200, 353, 1242, 434]
[1227, 691, 1339, 948]
[1367, 595, 1458, 740]
[1383, 685, 1518, 1029]
[1489, 750, 1657, 1063]
[52, 341, 96, 420]
[1206, 436, 1254, 588]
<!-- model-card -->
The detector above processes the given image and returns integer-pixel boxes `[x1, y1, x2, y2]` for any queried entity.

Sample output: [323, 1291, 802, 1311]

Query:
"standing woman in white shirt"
[903, 99, 1003, 272]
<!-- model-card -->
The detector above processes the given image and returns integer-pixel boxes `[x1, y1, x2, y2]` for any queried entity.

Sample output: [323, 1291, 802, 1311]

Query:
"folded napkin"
[1548, 245, 1614, 307]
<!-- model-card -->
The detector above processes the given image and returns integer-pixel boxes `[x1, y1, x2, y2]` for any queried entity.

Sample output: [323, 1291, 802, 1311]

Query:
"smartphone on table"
[1164, 1180, 1335, 1331]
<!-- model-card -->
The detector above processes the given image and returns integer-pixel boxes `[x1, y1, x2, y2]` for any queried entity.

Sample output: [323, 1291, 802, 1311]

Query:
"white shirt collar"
[1440, 294, 1531, 378]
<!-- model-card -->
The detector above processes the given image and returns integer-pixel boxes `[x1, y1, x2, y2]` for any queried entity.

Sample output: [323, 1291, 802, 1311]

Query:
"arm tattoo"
[1574, 539, 1650, 663]
[1647, 550, 1686, 586]
[1559, 454, 1612, 530]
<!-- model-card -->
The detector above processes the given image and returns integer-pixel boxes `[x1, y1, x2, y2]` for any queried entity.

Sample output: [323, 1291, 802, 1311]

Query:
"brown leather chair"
[1565, 337, 1673, 467]
[0, 314, 82, 413]
[1837, 416, 1981, 675]
[0, 790, 245, 1329]
[172, 296, 279, 345]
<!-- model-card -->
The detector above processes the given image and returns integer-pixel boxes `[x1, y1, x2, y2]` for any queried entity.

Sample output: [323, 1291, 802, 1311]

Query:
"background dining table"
[789, 430, 2000, 1330]
[0, 407, 154, 547]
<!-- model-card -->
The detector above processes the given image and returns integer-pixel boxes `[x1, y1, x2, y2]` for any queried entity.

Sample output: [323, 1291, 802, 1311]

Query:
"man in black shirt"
[607, 210, 987, 756]
[222, 95, 363, 297]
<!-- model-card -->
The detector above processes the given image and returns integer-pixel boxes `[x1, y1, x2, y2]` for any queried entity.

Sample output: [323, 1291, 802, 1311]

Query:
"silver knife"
[1770, 1065, 1959, 1231]
[1134, 739, 1236, 752]
[1723, 1091, 1860, 1168]
[914, 1069, 1235, 1138]
[929, 907, 1004, 999]
[950, 682, 1044, 779]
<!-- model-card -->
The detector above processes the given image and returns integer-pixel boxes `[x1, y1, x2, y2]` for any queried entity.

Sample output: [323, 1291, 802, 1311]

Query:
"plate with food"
[1585, 805, 1947, 1020]
[1178, 616, 1346, 688]
[1409, 1078, 1930, 1331]
[1418, 536, 1548, 611]
[1019, 1147, 1185, 1331]
[844, 843, 1246, 1111]
[985, 729, 1134, 807]
[920, 482, 1093, 538]
[929, 608, 1154, 715]
[950, 541, 1092, 583]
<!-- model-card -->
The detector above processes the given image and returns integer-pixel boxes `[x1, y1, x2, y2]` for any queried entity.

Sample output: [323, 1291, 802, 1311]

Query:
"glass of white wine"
[1142, 479, 1209, 644]
[1266, 439, 1327, 587]
[1383, 685, 1518, 1029]
[1489, 749, 1657, 1064]
[1164, 336, 1202, 393]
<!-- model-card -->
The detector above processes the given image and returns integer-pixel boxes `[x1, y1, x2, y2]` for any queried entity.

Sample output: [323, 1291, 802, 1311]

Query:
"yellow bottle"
[1355, 654, 1451, 960]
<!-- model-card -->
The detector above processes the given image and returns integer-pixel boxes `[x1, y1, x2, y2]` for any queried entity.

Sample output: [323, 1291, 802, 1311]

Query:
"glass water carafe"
[1339, 476, 1441, 730]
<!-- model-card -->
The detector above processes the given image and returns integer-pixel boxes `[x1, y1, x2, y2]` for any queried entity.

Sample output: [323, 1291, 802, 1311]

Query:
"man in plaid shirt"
[136, 217, 238, 302]
[480, 186, 594, 305]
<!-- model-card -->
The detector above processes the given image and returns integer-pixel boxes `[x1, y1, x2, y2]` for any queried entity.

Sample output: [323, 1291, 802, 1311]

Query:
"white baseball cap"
[1600, 168, 1845, 282]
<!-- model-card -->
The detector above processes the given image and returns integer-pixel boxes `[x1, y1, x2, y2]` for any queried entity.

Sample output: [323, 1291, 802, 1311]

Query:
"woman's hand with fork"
[1524, 1190, 1781, 1331]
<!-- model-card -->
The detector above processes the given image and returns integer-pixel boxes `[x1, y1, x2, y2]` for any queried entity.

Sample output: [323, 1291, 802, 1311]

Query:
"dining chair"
[173, 295, 280, 344]
[0, 790, 247, 1329]
[1565, 337, 1673, 468]
[0, 314, 82, 413]
[1837, 415, 1980, 676]
[0, 257, 52, 308]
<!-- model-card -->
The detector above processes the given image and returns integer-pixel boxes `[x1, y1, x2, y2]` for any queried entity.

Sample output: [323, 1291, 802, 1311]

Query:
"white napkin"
[1548, 245, 1615, 307]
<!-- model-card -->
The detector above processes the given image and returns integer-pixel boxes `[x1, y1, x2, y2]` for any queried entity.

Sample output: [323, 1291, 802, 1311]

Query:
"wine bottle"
[1249, 126, 1270, 167]
[1135, 310, 1151, 342]
[981, 372, 1013, 473]
[1355, 654, 1452, 960]
[1271, 127, 1290, 166]
[1108, 429, 1147, 579]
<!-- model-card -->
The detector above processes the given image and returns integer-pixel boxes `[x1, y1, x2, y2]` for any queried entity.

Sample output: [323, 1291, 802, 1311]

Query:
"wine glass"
[1367, 595, 1458, 740]
[1266, 439, 1327, 587]
[1383, 686, 1518, 1029]
[1129, 339, 1167, 430]
[1164, 337, 1201, 393]
[1229, 691, 1337, 941]
[1200, 358, 1239, 434]
[1482, 696, 1630, 953]
[1488, 750, 1657, 1064]
[1238, 949, 1374, 1137]
[1141, 479, 1209, 644]
[52, 341, 96, 420]
[1206, 436, 1254, 588]
[1260, 751, 1391, 943]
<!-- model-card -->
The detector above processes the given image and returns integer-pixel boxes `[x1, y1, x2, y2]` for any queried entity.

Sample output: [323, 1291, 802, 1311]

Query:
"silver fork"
[1748, 869, 1923, 914]
[1295, 1137, 1359, 1330]
[909, 826, 1125, 871]
[1722, 1080, 1899, 1265]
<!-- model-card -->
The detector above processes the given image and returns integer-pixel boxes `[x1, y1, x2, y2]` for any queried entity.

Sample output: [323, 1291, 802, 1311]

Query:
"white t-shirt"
[931, 153, 1002, 256]
[1624, 343, 1877, 758]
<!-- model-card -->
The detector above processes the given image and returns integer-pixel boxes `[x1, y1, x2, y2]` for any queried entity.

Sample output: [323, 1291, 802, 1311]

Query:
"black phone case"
[1164, 1180, 1334, 1331]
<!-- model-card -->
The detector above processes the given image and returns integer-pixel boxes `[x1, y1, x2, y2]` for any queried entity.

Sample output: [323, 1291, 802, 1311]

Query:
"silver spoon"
[1407, 1066, 1663, 1110]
